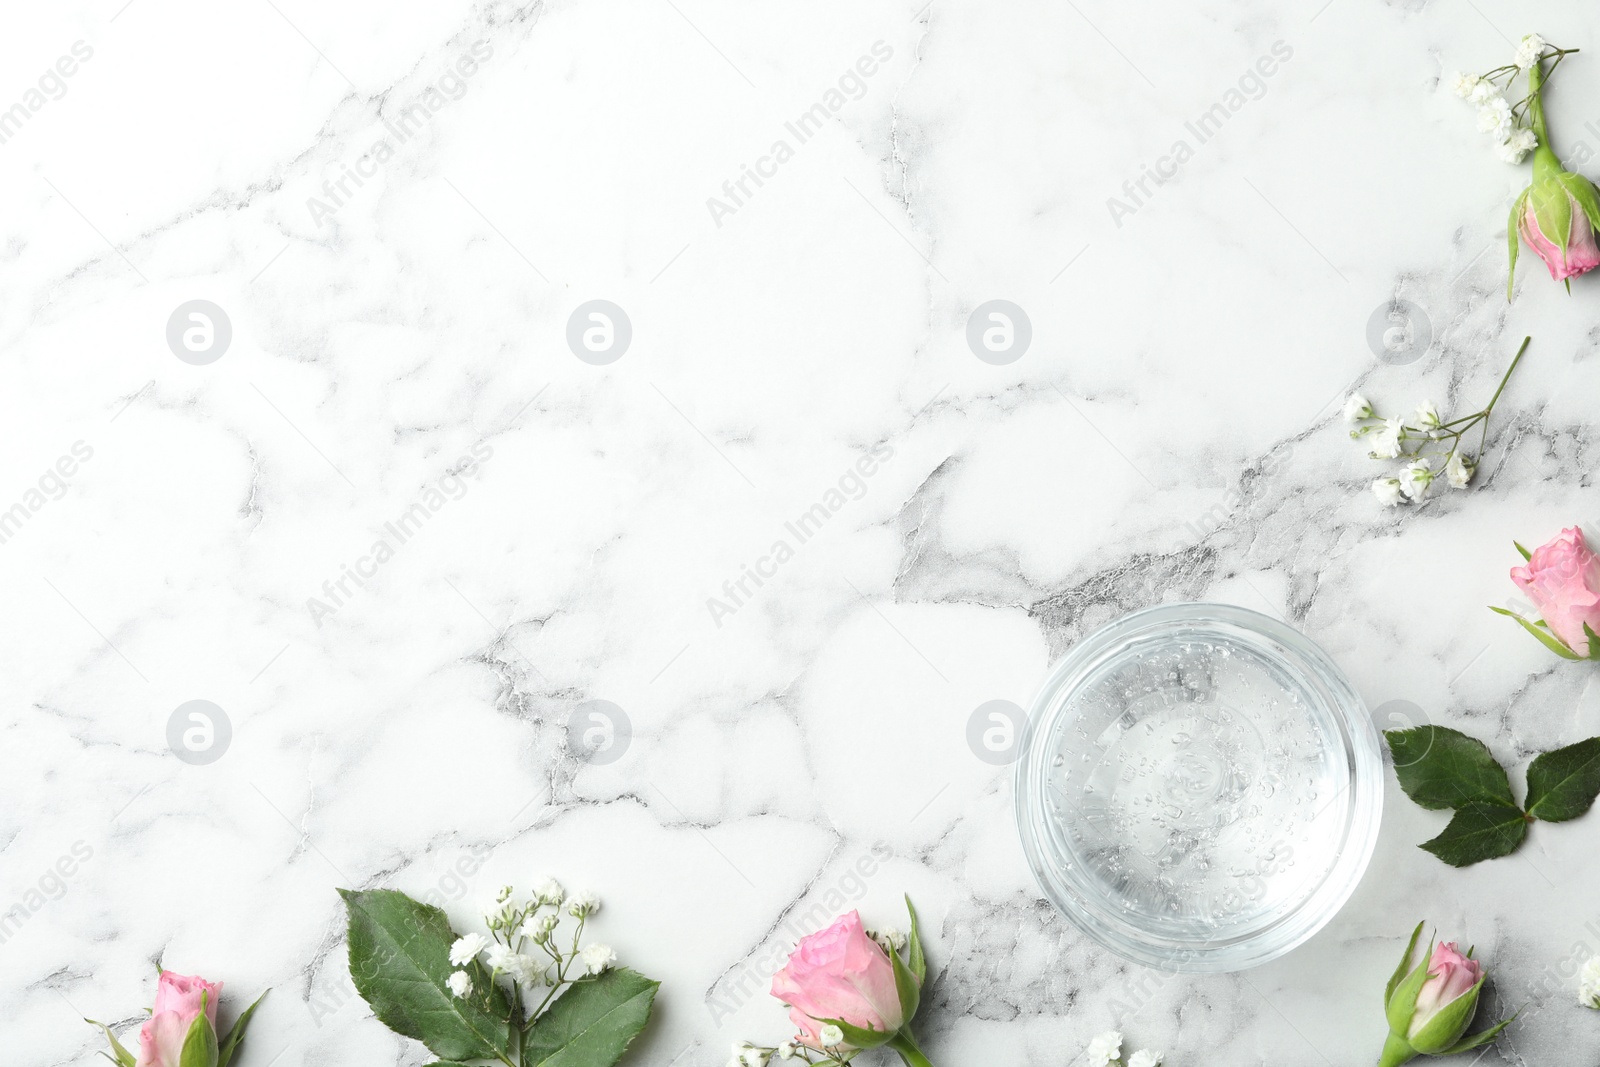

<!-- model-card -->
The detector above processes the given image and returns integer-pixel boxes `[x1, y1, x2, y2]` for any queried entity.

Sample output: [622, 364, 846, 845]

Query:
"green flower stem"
[1475, 335, 1529, 454]
[1481, 336, 1529, 418]
[887, 1029, 935, 1067]
[1527, 55, 1550, 144]
[1378, 1031, 1418, 1067]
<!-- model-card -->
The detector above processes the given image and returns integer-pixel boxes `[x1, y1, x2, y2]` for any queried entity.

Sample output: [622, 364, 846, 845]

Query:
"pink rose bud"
[136, 970, 222, 1067]
[1505, 54, 1600, 299]
[1408, 943, 1484, 1040]
[1379, 925, 1507, 1067]
[770, 911, 906, 1049]
[1510, 527, 1600, 655]
[1517, 186, 1600, 282]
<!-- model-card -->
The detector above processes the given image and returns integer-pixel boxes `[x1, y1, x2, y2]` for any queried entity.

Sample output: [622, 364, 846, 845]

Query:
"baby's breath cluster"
[1346, 337, 1528, 508]
[1580, 954, 1600, 1010]
[1449, 34, 1575, 164]
[728, 1033, 842, 1067]
[1088, 1030, 1163, 1067]
[445, 877, 615, 1027]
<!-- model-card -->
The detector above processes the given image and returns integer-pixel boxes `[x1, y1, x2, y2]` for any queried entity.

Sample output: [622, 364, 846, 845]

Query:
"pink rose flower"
[770, 911, 905, 1048]
[1408, 942, 1483, 1039]
[1510, 526, 1600, 654]
[1518, 192, 1600, 281]
[136, 971, 222, 1067]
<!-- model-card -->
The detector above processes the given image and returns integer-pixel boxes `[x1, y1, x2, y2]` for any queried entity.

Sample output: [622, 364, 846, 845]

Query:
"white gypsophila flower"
[1445, 451, 1475, 489]
[447, 970, 474, 998]
[777, 1043, 797, 1060]
[1516, 33, 1547, 71]
[1399, 458, 1433, 501]
[1496, 127, 1538, 163]
[1369, 417, 1405, 459]
[503, 952, 542, 986]
[1088, 1031, 1123, 1067]
[533, 877, 565, 906]
[1468, 79, 1499, 105]
[1478, 96, 1513, 138]
[819, 1025, 845, 1048]
[741, 1048, 769, 1067]
[1372, 477, 1404, 507]
[1411, 400, 1442, 432]
[568, 890, 600, 918]
[1579, 955, 1600, 1008]
[1449, 71, 1480, 99]
[449, 933, 490, 967]
[581, 943, 617, 974]
[1128, 1051, 1163, 1067]
[1343, 393, 1373, 422]
[486, 942, 517, 972]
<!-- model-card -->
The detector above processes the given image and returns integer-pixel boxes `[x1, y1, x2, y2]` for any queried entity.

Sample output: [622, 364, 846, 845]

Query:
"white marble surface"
[6, 1, 1600, 1064]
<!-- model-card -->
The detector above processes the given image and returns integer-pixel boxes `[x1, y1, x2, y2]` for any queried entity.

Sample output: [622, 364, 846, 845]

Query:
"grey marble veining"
[4, 1, 1600, 1065]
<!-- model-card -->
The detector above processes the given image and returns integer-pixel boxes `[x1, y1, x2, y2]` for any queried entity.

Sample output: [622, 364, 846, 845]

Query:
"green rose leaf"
[522, 967, 659, 1067]
[339, 888, 514, 1063]
[1525, 736, 1600, 822]
[1419, 801, 1528, 867]
[1384, 726, 1517, 810]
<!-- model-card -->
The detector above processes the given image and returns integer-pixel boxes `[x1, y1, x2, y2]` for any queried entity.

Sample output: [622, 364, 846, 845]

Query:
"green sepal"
[1556, 169, 1600, 233]
[85, 1019, 137, 1067]
[1587, 623, 1600, 659]
[904, 895, 926, 985]
[815, 1015, 895, 1050]
[1512, 540, 1532, 561]
[1434, 1011, 1516, 1056]
[217, 989, 266, 1067]
[1489, 606, 1582, 658]
[887, 1029, 936, 1067]
[890, 932, 921, 1026]
[1529, 160, 1573, 259]
[1386, 937, 1433, 1033]
[1385, 922, 1425, 1009]
[1409, 974, 1484, 1053]
[178, 998, 220, 1067]
[1507, 187, 1531, 301]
